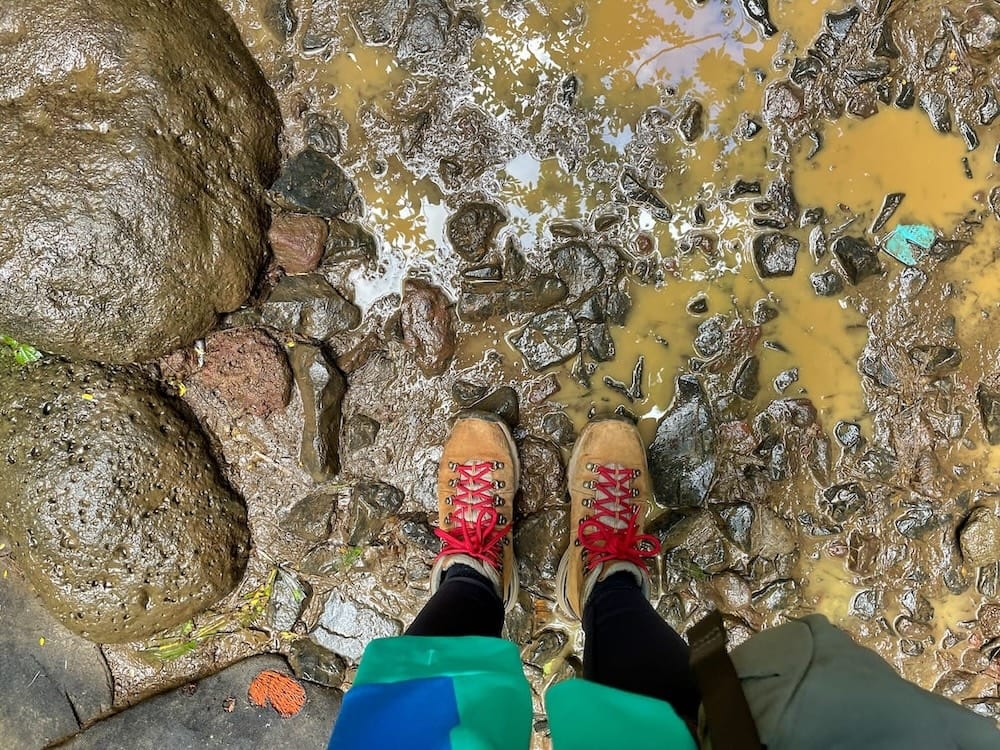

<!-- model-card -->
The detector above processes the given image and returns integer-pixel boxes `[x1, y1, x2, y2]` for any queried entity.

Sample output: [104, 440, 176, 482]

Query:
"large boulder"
[0, 359, 250, 643]
[0, 0, 280, 363]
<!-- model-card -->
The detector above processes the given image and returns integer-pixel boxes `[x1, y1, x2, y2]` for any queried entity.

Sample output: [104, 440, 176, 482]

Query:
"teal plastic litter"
[883, 224, 936, 266]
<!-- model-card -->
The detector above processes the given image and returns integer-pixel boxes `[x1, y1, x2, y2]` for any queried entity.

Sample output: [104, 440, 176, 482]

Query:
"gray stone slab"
[57, 655, 340, 749]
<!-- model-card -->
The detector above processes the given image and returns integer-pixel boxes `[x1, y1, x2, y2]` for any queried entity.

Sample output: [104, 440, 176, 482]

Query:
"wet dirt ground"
[31, 0, 1000, 743]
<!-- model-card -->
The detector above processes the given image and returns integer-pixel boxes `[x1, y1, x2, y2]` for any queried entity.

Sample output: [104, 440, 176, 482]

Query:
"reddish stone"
[268, 213, 328, 274]
[192, 329, 292, 417]
[399, 279, 456, 377]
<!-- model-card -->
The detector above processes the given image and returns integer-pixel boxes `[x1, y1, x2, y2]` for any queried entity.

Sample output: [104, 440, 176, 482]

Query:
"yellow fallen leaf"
[39, 637, 45, 646]
[81, 393, 94, 401]
[178, 382, 187, 397]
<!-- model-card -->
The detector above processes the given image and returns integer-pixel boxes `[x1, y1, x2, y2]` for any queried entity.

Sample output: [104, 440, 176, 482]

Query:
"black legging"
[406, 566, 702, 724]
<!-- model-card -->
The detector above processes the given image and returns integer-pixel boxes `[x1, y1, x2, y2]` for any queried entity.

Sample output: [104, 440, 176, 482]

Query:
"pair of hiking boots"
[430, 414, 661, 619]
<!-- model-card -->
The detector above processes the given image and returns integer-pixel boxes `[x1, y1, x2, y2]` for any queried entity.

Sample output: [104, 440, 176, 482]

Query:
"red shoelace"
[435, 460, 509, 570]
[579, 464, 661, 571]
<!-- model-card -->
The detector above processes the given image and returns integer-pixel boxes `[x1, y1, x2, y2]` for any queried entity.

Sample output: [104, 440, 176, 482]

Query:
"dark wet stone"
[526, 374, 560, 405]
[977, 387, 1000, 444]
[790, 55, 823, 84]
[263, 0, 297, 40]
[808, 226, 826, 261]
[960, 507, 1000, 566]
[924, 36, 949, 70]
[847, 530, 878, 575]
[304, 111, 341, 156]
[919, 90, 952, 133]
[873, 20, 900, 58]
[593, 211, 624, 232]
[895, 80, 916, 109]
[549, 220, 584, 239]
[325, 219, 378, 263]
[648, 376, 716, 507]
[620, 171, 672, 221]
[960, 121, 980, 151]
[0, 570, 113, 746]
[512, 309, 580, 371]
[542, 412, 576, 446]
[832, 236, 881, 284]
[469, 387, 520, 429]
[871, 192, 905, 234]
[349, 0, 408, 45]
[559, 74, 580, 105]
[399, 279, 456, 377]
[289, 638, 347, 689]
[720, 504, 754, 550]
[447, 202, 506, 262]
[313, 592, 401, 661]
[739, 0, 777, 36]
[834, 421, 863, 449]
[694, 315, 728, 358]
[859, 448, 897, 481]
[0, 0, 279, 362]
[810, 270, 843, 297]
[577, 294, 606, 323]
[0, 359, 249, 643]
[60, 655, 340, 748]
[821, 483, 867, 522]
[752, 580, 799, 611]
[522, 629, 569, 670]
[749, 507, 795, 558]
[399, 512, 439, 551]
[267, 568, 312, 632]
[895, 504, 942, 540]
[763, 82, 805, 123]
[980, 87, 999, 125]
[845, 60, 890, 85]
[752, 233, 800, 278]
[752, 300, 779, 324]
[845, 91, 878, 119]
[676, 98, 705, 142]
[397, 0, 452, 61]
[348, 481, 404, 546]
[272, 148, 355, 218]
[604, 287, 632, 325]
[518, 437, 566, 516]
[551, 241, 605, 298]
[288, 344, 346, 481]
[851, 589, 880, 620]
[284, 491, 337, 543]
[586, 324, 616, 362]
[773, 368, 799, 393]
[727, 179, 762, 199]
[462, 264, 503, 282]
[515, 508, 569, 597]
[344, 414, 380, 452]
[908, 345, 962, 375]
[663, 511, 733, 575]
[766, 179, 799, 225]
[825, 5, 859, 39]
[687, 294, 709, 315]
[740, 114, 763, 139]
[733, 356, 761, 400]
[262, 274, 361, 339]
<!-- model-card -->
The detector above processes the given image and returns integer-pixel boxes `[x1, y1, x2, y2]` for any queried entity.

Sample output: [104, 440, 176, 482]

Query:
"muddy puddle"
[52, 0, 1000, 739]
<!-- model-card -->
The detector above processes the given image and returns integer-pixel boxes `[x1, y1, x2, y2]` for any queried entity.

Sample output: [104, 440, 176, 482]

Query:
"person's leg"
[582, 571, 701, 722]
[406, 562, 504, 637]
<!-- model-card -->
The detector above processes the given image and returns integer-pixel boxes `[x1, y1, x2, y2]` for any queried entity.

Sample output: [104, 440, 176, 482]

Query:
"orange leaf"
[248, 669, 307, 718]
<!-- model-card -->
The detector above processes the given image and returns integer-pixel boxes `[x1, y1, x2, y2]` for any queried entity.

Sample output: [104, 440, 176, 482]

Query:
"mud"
[2, 0, 1000, 742]
[0, 0, 280, 363]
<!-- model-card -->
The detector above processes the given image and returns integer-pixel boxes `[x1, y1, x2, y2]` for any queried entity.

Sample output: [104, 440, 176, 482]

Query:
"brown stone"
[268, 213, 329, 274]
[399, 279, 456, 376]
[192, 329, 292, 417]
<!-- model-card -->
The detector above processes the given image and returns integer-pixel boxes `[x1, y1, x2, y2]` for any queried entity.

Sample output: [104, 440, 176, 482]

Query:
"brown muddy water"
[61, 0, 1000, 740]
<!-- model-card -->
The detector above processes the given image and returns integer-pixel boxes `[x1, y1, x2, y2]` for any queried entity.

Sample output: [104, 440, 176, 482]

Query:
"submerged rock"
[648, 376, 716, 507]
[551, 241, 605, 299]
[752, 233, 800, 278]
[0, 0, 279, 363]
[399, 279, 456, 376]
[832, 236, 882, 284]
[288, 344, 346, 481]
[511, 310, 580, 371]
[447, 202, 505, 262]
[0, 359, 249, 642]
[960, 507, 1000, 567]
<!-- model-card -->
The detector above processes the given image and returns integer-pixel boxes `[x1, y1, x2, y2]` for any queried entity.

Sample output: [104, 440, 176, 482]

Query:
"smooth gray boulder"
[0, 359, 250, 643]
[0, 0, 280, 363]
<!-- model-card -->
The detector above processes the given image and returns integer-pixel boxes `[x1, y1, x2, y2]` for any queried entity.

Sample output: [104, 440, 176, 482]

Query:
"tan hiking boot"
[430, 413, 520, 612]
[556, 418, 661, 619]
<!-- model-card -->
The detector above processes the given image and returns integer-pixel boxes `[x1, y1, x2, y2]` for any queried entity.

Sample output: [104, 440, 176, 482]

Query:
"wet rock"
[977, 387, 1000, 444]
[469, 387, 520, 429]
[59, 655, 339, 747]
[962, 5, 1000, 56]
[586, 324, 616, 362]
[740, 114, 763, 139]
[398, 0, 453, 61]
[288, 344, 346, 481]
[790, 55, 824, 85]
[262, 275, 361, 339]
[348, 482, 404, 545]
[447, 202, 505, 262]
[0, 359, 249, 642]
[694, 315, 729, 358]
[452, 380, 489, 406]
[851, 589, 880, 620]
[542, 412, 576, 446]
[648, 376, 716, 507]
[763, 82, 805, 124]
[733, 356, 761, 400]
[192, 329, 292, 417]
[826, 5, 860, 40]
[349, 0, 410, 46]
[621, 171, 672, 221]
[727, 179, 762, 199]
[522, 629, 569, 670]
[344, 414, 380, 453]
[400, 512, 439, 551]
[0, 570, 113, 746]
[908, 345, 962, 375]
[873, 21, 900, 58]
[304, 111, 342, 156]
[271, 148, 356, 218]
[750, 507, 795, 558]
[512, 310, 580, 371]
[871, 192, 905, 234]
[263, 0, 298, 40]
[399, 279, 456, 376]
[518, 437, 566, 516]
[821, 483, 868, 522]
[289, 638, 348, 688]
[0, 0, 279, 363]
[766, 178, 800, 224]
[269, 213, 328, 274]
[773, 368, 799, 393]
[267, 568, 312, 632]
[834, 421, 863, 449]
[895, 81, 916, 109]
[935, 670, 976, 699]
[810, 270, 843, 296]
[720, 504, 754, 550]
[551, 241, 605, 299]
[284, 491, 338, 543]
[980, 87, 999, 126]
[663, 511, 735, 575]
[313, 592, 402, 661]
[515, 509, 569, 597]
[919, 90, 952, 133]
[687, 294, 709, 315]
[960, 507, 1000, 567]
[676, 99, 705, 142]
[832, 236, 882, 284]
[740, 0, 777, 36]
[604, 286, 632, 325]
[845, 61, 891, 85]
[325, 218, 378, 263]
[752, 300, 779, 324]
[753, 580, 800, 611]
[752, 233, 800, 277]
